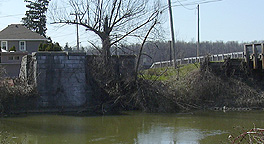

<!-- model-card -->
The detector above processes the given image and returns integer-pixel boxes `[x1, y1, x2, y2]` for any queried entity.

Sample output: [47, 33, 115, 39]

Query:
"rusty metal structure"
[244, 43, 264, 70]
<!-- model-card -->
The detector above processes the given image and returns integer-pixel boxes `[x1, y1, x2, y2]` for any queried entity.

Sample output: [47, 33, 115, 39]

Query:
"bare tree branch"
[135, 19, 158, 80]
[87, 40, 102, 54]
[49, 0, 161, 62]
[110, 11, 159, 47]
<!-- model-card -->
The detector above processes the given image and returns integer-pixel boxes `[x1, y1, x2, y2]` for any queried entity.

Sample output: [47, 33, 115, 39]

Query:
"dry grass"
[0, 66, 37, 114]
[166, 62, 264, 109]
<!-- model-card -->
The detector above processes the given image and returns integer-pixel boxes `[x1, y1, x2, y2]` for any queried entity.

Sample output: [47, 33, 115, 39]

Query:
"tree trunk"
[102, 36, 111, 64]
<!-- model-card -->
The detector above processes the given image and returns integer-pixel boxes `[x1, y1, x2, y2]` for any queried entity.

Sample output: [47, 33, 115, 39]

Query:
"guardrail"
[150, 52, 244, 68]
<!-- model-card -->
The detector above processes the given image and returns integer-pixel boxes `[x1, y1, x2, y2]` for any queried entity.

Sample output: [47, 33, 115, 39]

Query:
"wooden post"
[253, 44, 258, 69]
[169, 41, 172, 66]
[197, 4, 200, 58]
[262, 43, 264, 69]
[244, 44, 250, 66]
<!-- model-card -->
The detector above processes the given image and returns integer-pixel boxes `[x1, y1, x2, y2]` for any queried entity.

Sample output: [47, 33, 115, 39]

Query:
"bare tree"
[49, 0, 161, 62]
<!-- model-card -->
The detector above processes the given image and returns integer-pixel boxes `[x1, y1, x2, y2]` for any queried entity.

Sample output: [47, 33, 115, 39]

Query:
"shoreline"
[2, 106, 264, 118]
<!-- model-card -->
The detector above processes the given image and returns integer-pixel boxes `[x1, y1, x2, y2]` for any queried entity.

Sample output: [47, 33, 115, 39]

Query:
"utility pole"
[197, 4, 200, 58]
[168, 0, 177, 69]
[76, 15, 80, 51]
[87, 0, 89, 25]
[169, 41, 172, 66]
[70, 13, 82, 51]
[115, 35, 118, 55]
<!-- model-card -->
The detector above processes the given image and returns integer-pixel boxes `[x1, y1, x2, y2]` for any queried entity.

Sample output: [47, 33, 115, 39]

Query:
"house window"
[8, 56, 13, 60]
[14, 56, 19, 60]
[1, 41, 7, 50]
[19, 41, 26, 51]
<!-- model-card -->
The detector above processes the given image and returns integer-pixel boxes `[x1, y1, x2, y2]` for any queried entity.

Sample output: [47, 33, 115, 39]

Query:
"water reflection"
[0, 111, 263, 144]
[136, 123, 225, 143]
[137, 126, 175, 144]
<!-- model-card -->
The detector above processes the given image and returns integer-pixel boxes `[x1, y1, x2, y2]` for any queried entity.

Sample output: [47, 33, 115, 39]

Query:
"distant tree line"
[122, 41, 244, 61]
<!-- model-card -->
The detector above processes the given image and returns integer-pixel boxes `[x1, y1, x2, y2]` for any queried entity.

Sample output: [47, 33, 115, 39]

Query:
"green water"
[0, 111, 264, 144]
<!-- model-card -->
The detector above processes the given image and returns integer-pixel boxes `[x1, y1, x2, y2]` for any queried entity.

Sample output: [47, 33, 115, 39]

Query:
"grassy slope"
[140, 63, 199, 81]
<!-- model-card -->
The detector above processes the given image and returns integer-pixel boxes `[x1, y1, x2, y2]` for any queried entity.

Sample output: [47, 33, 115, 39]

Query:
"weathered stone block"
[54, 64, 65, 69]
[65, 63, 83, 69]
[40, 56, 47, 60]
[68, 52, 86, 56]
[37, 60, 46, 64]
[54, 55, 67, 60]
[68, 56, 77, 60]
[64, 68, 85, 73]
[79, 59, 85, 64]
[63, 60, 80, 64]
[68, 56, 86, 60]
[75, 73, 86, 81]
[38, 64, 48, 69]
[36, 56, 41, 60]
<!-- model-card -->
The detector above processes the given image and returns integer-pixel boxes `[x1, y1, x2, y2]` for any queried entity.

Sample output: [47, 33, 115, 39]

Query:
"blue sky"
[170, 0, 264, 42]
[0, 0, 263, 48]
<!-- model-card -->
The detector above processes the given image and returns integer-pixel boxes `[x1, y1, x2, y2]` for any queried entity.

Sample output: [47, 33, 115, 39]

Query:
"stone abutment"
[19, 52, 135, 112]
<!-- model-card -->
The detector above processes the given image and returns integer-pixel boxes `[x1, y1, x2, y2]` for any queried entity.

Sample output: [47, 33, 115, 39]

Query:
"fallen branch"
[229, 126, 264, 144]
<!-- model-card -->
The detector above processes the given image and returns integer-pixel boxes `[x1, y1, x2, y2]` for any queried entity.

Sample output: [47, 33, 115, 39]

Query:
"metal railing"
[150, 52, 244, 68]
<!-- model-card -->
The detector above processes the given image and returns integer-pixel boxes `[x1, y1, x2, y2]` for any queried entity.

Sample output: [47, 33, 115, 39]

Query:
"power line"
[198, 0, 223, 4]
[51, 32, 76, 38]
[173, 0, 223, 6]
[176, 0, 197, 10]
[161, 0, 223, 12]
[0, 14, 24, 18]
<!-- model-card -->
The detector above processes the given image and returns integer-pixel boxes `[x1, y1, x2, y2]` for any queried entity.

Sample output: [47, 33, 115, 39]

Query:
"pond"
[0, 111, 264, 144]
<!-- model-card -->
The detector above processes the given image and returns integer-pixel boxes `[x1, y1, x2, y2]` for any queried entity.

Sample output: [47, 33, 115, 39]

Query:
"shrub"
[9, 46, 16, 52]
[53, 42, 62, 51]
[38, 43, 45, 51]
[38, 42, 62, 51]
[0, 66, 38, 114]
[45, 43, 53, 51]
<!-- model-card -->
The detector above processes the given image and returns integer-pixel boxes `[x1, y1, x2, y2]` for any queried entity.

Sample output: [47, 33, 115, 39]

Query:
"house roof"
[0, 24, 48, 41]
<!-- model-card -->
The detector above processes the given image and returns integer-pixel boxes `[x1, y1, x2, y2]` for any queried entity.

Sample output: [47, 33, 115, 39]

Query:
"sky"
[0, 0, 263, 48]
